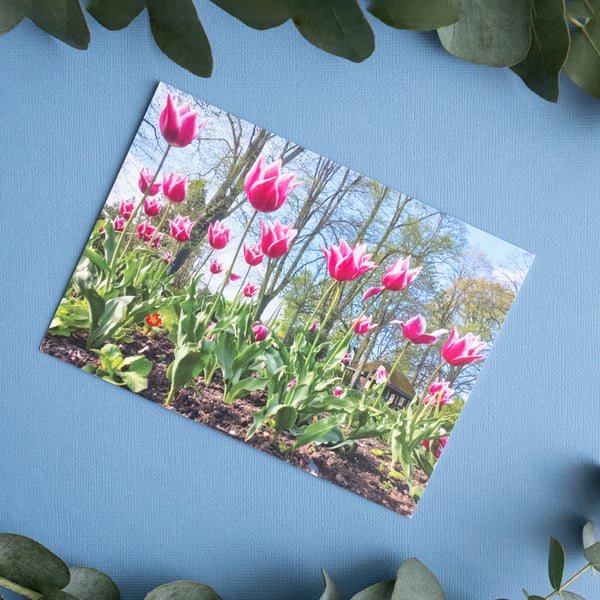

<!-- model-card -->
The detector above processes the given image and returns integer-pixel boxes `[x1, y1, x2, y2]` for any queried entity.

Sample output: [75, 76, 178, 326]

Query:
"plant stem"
[0, 576, 43, 600]
[545, 563, 593, 599]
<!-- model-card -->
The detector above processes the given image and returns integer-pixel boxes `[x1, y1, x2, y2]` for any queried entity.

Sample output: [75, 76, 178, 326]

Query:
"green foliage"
[548, 537, 565, 591]
[63, 567, 120, 600]
[145, 580, 222, 599]
[4, 1, 600, 102]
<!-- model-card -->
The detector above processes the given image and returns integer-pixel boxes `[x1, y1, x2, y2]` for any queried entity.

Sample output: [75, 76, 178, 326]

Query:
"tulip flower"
[150, 232, 163, 249]
[362, 286, 384, 301]
[243, 242, 264, 266]
[381, 256, 421, 292]
[260, 220, 297, 259]
[162, 172, 187, 204]
[113, 216, 125, 233]
[229, 273, 241, 281]
[209, 259, 223, 274]
[308, 321, 318, 332]
[323, 240, 377, 282]
[168, 215, 195, 243]
[207, 220, 231, 250]
[441, 327, 486, 366]
[287, 378, 298, 391]
[243, 282, 259, 298]
[159, 94, 206, 148]
[333, 386, 344, 397]
[244, 155, 300, 212]
[139, 168, 161, 196]
[375, 365, 388, 384]
[353, 315, 378, 335]
[252, 321, 268, 342]
[163, 252, 172, 264]
[423, 379, 454, 406]
[145, 313, 162, 328]
[421, 436, 448, 459]
[340, 353, 351, 365]
[137, 221, 158, 243]
[144, 197, 162, 218]
[393, 315, 444, 345]
[119, 199, 135, 219]
[206, 322, 216, 342]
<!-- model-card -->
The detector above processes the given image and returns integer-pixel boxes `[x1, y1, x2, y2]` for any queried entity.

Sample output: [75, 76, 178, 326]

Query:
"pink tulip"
[441, 327, 486, 366]
[137, 221, 157, 243]
[323, 240, 377, 282]
[119, 199, 135, 219]
[207, 221, 231, 250]
[341, 353, 351, 365]
[333, 386, 343, 397]
[150, 232, 163, 249]
[394, 315, 442, 345]
[424, 379, 454, 407]
[144, 197, 162, 217]
[159, 94, 206, 147]
[163, 252, 172, 264]
[243, 282, 259, 298]
[228, 273, 242, 282]
[206, 322, 216, 342]
[138, 168, 161, 196]
[113, 216, 125, 232]
[162, 173, 187, 204]
[362, 286, 384, 301]
[375, 365, 388, 384]
[287, 378, 298, 391]
[168, 215, 195, 243]
[308, 321, 318, 333]
[244, 155, 300, 213]
[252, 321, 268, 342]
[381, 256, 421, 291]
[421, 436, 448, 459]
[260, 220, 297, 259]
[209, 259, 223, 274]
[243, 242, 264, 266]
[353, 315, 378, 335]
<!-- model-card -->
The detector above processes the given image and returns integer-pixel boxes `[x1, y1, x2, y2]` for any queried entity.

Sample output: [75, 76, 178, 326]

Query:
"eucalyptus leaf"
[62, 566, 120, 600]
[511, 0, 570, 102]
[559, 591, 586, 600]
[391, 558, 445, 600]
[209, 0, 290, 29]
[368, 0, 459, 31]
[87, 0, 145, 30]
[548, 537, 565, 591]
[146, 0, 213, 77]
[351, 579, 395, 600]
[24, 0, 90, 49]
[319, 569, 341, 600]
[41, 587, 81, 600]
[0, 533, 70, 594]
[567, 0, 593, 19]
[0, 2, 23, 34]
[564, 3, 600, 98]
[438, 0, 531, 67]
[288, 0, 375, 63]
[145, 580, 222, 600]
[583, 541, 600, 567]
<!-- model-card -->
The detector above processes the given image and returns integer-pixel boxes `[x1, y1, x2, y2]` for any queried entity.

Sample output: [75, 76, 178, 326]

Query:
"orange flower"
[145, 313, 162, 328]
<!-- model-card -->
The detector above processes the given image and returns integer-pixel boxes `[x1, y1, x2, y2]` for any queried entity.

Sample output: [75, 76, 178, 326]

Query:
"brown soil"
[40, 332, 427, 517]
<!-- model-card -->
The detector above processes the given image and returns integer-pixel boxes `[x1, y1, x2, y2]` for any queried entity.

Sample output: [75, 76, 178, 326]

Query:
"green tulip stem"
[230, 265, 253, 312]
[0, 576, 43, 600]
[253, 258, 274, 321]
[305, 279, 338, 328]
[373, 341, 411, 403]
[148, 201, 173, 249]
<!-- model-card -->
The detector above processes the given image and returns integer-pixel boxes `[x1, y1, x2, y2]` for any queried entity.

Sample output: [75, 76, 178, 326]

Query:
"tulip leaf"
[437, 0, 531, 67]
[146, 0, 213, 77]
[225, 376, 268, 402]
[288, 0, 375, 63]
[209, 0, 290, 29]
[273, 405, 298, 433]
[293, 416, 343, 449]
[564, 1, 600, 99]
[583, 541, 600, 567]
[319, 569, 341, 600]
[24, 0, 90, 49]
[559, 591, 586, 600]
[0, 2, 23, 34]
[145, 580, 222, 599]
[351, 579, 395, 600]
[0, 533, 70, 594]
[511, 0, 570, 102]
[368, 0, 459, 31]
[548, 537, 565, 591]
[391, 558, 445, 600]
[62, 566, 120, 600]
[87, 0, 145, 30]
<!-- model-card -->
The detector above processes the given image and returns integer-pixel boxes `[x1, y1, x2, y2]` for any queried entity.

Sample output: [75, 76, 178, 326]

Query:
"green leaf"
[41, 587, 81, 600]
[83, 246, 110, 273]
[438, 0, 531, 66]
[225, 376, 268, 402]
[293, 416, 340, 449]
[0, 2, 24, 34]
[527, 596, 545, 600]
[511, 0, 570, 102]
[24, 0, 90, 49]
[209, 0, 290, 29]
[274, 405, 298, 433]
[351, 579, 395, 600]
[391, 558, 445, 600]
[0, 533, 70, 594]
[564, 3, 600, 98]
[583, 540, 600, 567]
[567, 1, 593, 19]
[146, 0, 213, 77]
[165, 344, 207, 403]
[87, 0, 145, 30]
[145, 580, 222, 599]
[120, 368, 150, 393]
[90, 296, 134, 347]
[62, 566, 120, 600]
[288, 0, 375, 63]
[559, 591, 586, 600]
[548, 537, 565, 591]
[368, 0, 459, 31]
[319, 569, 341, 600]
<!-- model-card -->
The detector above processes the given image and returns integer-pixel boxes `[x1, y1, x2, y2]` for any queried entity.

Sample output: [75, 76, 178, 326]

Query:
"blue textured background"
[2, 6, 600, 600]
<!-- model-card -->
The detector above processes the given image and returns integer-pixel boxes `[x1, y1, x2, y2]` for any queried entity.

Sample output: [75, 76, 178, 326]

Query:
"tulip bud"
[252, 321, 268, 342]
